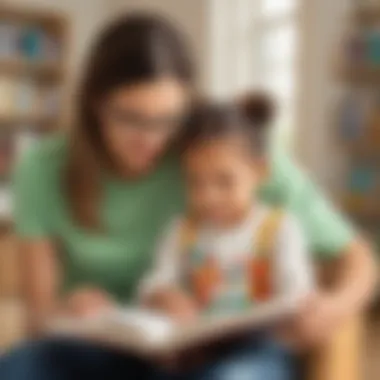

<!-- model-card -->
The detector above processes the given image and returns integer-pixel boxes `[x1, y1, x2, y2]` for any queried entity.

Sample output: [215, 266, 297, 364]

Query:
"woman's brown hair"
[66, 13, 193, 230]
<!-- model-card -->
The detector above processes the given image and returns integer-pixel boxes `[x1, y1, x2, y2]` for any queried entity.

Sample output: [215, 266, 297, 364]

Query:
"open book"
[47, 296, 298, 357]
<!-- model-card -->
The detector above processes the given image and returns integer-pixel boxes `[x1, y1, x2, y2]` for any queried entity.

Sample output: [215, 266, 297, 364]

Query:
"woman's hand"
[64, 287, 115, 318]
[281, 292, 348, 350]
[144, 288, 199, 323]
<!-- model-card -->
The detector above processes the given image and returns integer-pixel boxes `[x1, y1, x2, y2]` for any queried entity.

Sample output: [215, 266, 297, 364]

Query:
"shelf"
[0, 218, 12, 232]
[355, 7, 380, 25]
[341, 196, 380, 222]
[0, 5, 67, 34]
[338, 64, 380, 83]
[0, 115, 58, 129]
[348, 212, 380, 223]
[0, 60, 64, 80]
[343, 205, 380, 225]
[341, 141, 380, 158]
[343, 205, 380, 223]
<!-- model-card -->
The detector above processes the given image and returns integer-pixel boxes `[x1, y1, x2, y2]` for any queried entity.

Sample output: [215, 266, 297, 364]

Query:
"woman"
[0, 13, 376, 380]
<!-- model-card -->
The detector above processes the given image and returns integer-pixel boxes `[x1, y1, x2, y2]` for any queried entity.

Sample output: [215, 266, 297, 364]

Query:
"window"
[208, 0, 301, 147]
[253, 0, 300, 145]
[262, 0, 297, 17]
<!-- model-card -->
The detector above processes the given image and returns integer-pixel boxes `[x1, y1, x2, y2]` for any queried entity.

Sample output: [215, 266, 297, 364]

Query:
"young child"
[139, 94, 314, 324]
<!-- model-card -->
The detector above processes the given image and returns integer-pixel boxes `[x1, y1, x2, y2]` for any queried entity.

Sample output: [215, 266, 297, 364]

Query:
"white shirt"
[140, 205, 314, 302]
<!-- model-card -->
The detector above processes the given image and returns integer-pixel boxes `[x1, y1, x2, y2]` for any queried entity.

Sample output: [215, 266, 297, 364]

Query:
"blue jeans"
[0, 337, 297, 380]
[182, 338, 298, 380]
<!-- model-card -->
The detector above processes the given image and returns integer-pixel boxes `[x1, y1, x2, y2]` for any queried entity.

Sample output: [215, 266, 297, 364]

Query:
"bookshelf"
[338, 1, 380, 247]
[0, 59, 64, 78]
[0, 5, 70, 352]
[0, 5, 69, 225]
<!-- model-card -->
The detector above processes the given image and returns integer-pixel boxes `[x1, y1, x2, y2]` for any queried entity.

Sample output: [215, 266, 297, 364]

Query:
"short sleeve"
[12, 146, 53, 238]
[261, 150, 355, 259]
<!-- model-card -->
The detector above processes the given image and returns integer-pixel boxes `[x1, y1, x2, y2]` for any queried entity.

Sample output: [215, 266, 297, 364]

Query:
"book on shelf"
[0, 76, 61, 122]
[0, 22, 21, 59]
[0, 20, 62, 63]
[0, 76, 16, 117]
[339, 88, 380, 147]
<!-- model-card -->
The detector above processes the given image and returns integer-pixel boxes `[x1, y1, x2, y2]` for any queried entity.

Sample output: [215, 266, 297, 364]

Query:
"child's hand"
[145, 288, 199, 323]
[64, 287, 114, 318]
[283, 292, 347, 349]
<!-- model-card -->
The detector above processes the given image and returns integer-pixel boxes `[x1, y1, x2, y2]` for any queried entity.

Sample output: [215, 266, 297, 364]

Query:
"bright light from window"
[265, 69, 295, 101]
[262, 23, 296, 67]
[261, 0, 297, 17]
[254, 1, 299, 146]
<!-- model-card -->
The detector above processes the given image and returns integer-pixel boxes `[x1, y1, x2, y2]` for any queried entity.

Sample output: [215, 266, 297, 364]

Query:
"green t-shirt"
[13, 135, 354, 302]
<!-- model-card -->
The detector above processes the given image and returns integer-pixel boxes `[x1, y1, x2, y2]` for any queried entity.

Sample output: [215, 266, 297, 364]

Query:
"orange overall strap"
[249, 208, 284, 301]
[255, 208, 285, 257]
[178, 218, 222, 306]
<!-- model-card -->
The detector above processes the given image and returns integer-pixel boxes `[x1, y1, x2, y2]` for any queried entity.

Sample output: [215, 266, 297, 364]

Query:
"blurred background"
[0, 0, 379, 378]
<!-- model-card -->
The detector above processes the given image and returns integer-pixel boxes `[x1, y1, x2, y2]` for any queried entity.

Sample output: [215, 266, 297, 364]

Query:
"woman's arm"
[268, 152, 377, 345]
[325, 237, 377, 317]
[292, 238, 376, 348]
[274, 214, 376, 347]
[268, 151, 377, 311]
[13, 145, 62, 334]
[14, 144, 114, 334]
[21, 238, 115, 334]
[20, 239, 61, 334]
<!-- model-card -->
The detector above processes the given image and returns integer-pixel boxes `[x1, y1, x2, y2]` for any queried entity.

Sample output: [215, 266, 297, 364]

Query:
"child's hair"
[181, 92, 275, 157]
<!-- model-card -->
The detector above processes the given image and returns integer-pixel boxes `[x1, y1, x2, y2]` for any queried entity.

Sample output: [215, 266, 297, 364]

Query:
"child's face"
[184, 137, 266, 227]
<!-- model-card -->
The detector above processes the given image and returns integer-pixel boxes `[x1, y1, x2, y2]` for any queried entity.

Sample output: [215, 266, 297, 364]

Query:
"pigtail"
[238, 92, 275, 128]
[179, 91, 275, 156]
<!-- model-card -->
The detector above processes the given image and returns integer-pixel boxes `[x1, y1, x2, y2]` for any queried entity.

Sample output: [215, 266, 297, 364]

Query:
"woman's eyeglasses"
[104, 106, 185, 136]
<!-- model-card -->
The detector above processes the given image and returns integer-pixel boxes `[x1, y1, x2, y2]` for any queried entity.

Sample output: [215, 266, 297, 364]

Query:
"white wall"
[295, 0, 351, 191]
